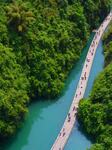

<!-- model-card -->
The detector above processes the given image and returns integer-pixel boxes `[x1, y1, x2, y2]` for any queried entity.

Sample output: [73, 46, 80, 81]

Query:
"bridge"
[51, 12, 112, 150]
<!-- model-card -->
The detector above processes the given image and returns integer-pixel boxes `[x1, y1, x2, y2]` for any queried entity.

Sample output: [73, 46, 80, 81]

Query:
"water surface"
[65, 40, 104, 150]
[0, 34, 104, 150]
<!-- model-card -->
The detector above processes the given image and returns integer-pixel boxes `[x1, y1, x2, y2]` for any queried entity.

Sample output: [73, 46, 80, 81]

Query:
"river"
[1, 33, 104, 150]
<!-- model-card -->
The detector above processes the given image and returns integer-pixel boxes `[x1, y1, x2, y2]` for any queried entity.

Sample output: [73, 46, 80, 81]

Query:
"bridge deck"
[51, 12, 112, 150]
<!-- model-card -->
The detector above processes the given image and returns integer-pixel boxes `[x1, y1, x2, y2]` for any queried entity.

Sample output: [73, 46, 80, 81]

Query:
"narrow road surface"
[51, 12, 112, 150]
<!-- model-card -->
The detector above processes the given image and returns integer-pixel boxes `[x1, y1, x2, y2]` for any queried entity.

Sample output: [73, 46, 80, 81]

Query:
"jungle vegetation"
[0, 0, 111, 140]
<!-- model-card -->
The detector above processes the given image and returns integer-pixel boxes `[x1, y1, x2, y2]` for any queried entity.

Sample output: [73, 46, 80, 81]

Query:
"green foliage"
[90, 144, 104, 150]
[0, 43, 29, 139]
[6, 1, 89, 98]
[6, 0, 35, 32]
[80, 0, 112, 29]
[78, 21, 112, 150]
[0, 0, 111, 140]
[103, 23, 112, 65]
[78, 63, 112, 150]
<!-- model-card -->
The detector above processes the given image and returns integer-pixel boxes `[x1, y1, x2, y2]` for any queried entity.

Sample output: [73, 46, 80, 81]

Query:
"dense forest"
[78, 24, 112, 150]
[0, 0, 111, 140]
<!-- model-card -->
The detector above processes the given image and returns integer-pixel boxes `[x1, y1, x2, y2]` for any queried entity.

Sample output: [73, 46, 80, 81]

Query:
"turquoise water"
[65, 40, 104, 150]
[1, 34, 104, 150]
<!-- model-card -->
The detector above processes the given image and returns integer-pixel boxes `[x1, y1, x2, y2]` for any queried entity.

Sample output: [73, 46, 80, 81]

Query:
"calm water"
[1, 34, 104, 150]
[65, 40, 104, 150]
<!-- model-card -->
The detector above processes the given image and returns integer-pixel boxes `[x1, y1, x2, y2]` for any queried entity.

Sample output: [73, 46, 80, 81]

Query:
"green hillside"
[0, 0, 111, 140]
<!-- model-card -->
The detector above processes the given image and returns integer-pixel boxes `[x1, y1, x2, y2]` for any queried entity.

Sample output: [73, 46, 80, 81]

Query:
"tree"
[0, 43, 29, 139]
[90, 144, 104, 150]
[6, 0, 35, 32]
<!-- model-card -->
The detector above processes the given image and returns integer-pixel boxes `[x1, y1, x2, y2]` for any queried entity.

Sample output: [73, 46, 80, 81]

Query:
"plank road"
[51, 12, 112, 150]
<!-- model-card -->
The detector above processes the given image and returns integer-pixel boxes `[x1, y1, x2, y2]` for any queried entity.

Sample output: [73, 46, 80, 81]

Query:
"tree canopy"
[0, 43, 29, 139]
[0, 0, 111, 140]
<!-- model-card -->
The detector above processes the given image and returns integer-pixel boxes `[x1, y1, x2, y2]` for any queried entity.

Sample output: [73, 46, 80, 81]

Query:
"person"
[68, 115, 71, 119]
[73, 106, 75, 111]
[63, 132, 65, 137]
[84, 72, 86, 79]
[87, 58, 90, 62]
[76, 94, 77, 98]
[59, 132, 61, 136]
[68, 118, 70, 122]
[86, 64, 88, 68]
[81, 77, 84, 80]
[80, 91, 81, 95]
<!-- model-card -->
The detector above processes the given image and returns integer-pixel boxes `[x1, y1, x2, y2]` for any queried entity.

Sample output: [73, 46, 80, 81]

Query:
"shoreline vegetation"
[78, 23, 112, 150]
[0, 0, 111, 142]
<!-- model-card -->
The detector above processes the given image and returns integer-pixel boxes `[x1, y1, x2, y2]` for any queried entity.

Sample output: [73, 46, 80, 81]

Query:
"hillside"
[0, 0, 111, 140]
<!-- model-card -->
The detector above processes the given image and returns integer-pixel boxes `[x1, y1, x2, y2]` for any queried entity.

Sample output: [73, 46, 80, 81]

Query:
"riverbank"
[0, 33, 94, 150]
[65, 39, 105, 150]
[78, 20, 112, 150]
[51, 12, 112, 150]
[0, 0, 111, 141]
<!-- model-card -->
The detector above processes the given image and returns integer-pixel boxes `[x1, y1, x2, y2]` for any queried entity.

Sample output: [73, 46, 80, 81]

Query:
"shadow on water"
[77, 120, 95, 143]
[0, 33, 95, 150]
